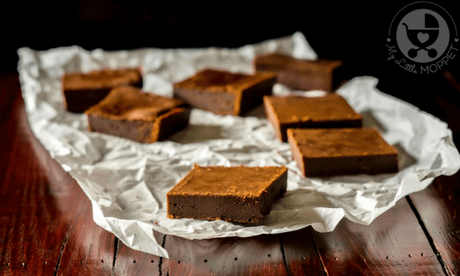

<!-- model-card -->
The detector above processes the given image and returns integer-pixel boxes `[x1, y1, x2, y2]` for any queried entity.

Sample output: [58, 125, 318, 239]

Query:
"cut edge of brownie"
[263, 95, 362, 142]
[238, 73, 276, 116]
[166, 165, 288, 224]
[153, 107, 191, 142]
[87, 107, 190, 143]
[263, 95, 284, 141]
[63, 88, 113, 113]
[173, 70, 276, 116]
[85, 86, 190, 143]
[287, 129, 307, 176]
[62, 67, 143, 113]
[287, 128, 399, 177]
[174, 86, 237, 116]
[253, 53, 344, 91]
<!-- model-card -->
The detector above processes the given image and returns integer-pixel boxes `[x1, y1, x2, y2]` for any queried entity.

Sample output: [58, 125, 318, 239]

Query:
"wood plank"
[54, 198, 115, 276]
[400, 66, 460, 276]
[408, 175, 460, 276]
[279, 227, 326, 275]
[311, 198, 447, 276]
[28, 117, 116, 276]
[0, 74, 66, 275]
[0, 74, 116, 275]
[162, 233, 287, 276]
[113, 231, 164, 276]
[24, 82, 116, 275]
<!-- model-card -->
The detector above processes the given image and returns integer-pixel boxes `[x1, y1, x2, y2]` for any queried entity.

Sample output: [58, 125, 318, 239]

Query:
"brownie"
[85, 86, 190, 143]
[263, 94, 362, 142]
[167, 164, 288, 223]
[62, 67, 143, 113]
[287, 128, 399, 177]
[173, 69, 276, 116]
[253, 53, 343, 92]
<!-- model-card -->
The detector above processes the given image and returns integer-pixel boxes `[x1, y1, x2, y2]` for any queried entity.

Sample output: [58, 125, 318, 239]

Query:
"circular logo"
[387, 2, 458, 74]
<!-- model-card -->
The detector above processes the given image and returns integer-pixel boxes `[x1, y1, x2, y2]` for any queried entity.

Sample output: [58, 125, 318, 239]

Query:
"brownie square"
[253, 53, 343, 92]
[287, 128, 399, 177]
[85, 86, 190, 143]
[173, 69, 276, 116]
[167, 164, 288, 223]
[62, 67, 143, 113]
[263, 94, 362, 142]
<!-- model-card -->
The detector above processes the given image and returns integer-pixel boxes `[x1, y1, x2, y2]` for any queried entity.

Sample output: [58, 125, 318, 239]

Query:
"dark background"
[1, 1, 459, 114]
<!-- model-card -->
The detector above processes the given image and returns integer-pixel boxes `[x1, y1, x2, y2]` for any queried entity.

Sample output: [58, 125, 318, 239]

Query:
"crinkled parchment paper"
[17, 32, 460, 258]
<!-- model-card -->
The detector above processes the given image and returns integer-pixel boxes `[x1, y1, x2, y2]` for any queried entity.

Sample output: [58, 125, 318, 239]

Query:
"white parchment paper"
[17, 32, 460, 258]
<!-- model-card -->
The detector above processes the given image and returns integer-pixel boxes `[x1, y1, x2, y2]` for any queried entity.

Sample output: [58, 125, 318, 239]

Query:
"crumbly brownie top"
[288, 128, 398, 158]
[62, 67, 142, 90]
[167, 164, 288, 198]
[264, 94, 362, 123]
[85, 86, 185, 121]
[173, 69, 276, 94]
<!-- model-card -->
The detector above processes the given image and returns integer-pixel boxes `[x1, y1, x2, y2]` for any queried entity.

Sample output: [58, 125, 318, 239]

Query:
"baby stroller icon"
[402, 13, 439, 58]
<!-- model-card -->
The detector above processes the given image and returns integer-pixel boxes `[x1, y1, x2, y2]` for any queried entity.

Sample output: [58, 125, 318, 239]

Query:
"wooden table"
[1, 71, 459, 275]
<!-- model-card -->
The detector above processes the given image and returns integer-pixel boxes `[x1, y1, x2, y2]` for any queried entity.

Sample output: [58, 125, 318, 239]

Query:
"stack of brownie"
[62, 67, 143, 113]
[263, 92, 399, 177]
[61, 52, 398, 225]
[256, 53, 398, 178]
[61, 67, 191, 143]
[85, 86, 190, 144]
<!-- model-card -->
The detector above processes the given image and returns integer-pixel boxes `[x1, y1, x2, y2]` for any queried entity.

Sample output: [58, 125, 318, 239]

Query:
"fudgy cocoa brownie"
[263, 94, 362, 142]
[62, 67, 143, 112]
[173, 69, 276, 116]
[167, 164, 288, 223]
[253, 53, 343, 92]
[85, 86, 190, 143]
[287, 128, 399, 177]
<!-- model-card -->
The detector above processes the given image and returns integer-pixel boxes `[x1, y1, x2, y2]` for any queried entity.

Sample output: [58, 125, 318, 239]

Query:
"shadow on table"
[361, 109, 387, 133]
[243, 103, 266, 119]
[169, 124, 224, 144]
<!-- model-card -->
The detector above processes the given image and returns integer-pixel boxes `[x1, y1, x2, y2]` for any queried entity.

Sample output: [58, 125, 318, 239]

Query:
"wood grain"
[311, 198, 446, 276]
[1, 71, 459, 275]
[409, 175, 460, 276]
[403, 68, 460, 276]
[0, 74, 116, 275]
[162, 234, 287, 276]
[30, 111, 116, 276]
[280, 227, 326, 275]
[0, 74, 66, 275]
[112, 231, 164, 276]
